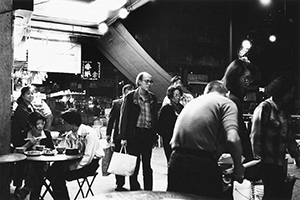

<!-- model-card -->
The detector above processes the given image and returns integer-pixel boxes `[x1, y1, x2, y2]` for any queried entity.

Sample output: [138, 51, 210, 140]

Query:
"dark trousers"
[260, 163, 290, 200]
[24, 161, 48, 200]
[167, 148, 228, 199]
[13, 161, 27, 188]
[162, 136, 172, 162]
[114, 137, 125, 187]
[47, 159, 99, 200]
[127, 128, 154, 191]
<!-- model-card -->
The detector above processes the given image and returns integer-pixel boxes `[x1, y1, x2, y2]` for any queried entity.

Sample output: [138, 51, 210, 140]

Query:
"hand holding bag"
[107, 146, 137, 176]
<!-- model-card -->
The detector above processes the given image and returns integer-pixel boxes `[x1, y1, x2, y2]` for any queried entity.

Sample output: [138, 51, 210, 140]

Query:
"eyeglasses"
[242, 76, 253, 84]
[143, 79, 154, 84]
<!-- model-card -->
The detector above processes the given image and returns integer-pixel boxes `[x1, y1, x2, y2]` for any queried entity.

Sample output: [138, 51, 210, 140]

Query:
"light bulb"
[98, 23, 108, 34]
[119, 8, 129, 19]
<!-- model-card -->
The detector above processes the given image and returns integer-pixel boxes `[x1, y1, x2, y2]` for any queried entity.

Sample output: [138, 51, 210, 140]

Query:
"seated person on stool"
[47, 109, 104, 200]
[14, 112, 55, 200]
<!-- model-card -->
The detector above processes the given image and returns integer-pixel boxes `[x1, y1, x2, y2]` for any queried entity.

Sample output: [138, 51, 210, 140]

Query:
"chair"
[74, 172, 98, 200]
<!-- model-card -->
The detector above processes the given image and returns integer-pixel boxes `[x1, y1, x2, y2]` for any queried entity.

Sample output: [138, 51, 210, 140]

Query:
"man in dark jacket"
[106, 83, 133, 191]
[119, 72, 158, 191]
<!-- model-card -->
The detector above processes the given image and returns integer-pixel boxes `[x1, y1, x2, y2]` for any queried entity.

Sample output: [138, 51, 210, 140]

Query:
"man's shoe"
[130, 187, 141, 191]
[13, 188, 29, 200]
[115, 186, 128, 191]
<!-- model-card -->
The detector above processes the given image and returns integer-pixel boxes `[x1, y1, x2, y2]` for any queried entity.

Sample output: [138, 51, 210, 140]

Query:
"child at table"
[14, 112, 54, 200]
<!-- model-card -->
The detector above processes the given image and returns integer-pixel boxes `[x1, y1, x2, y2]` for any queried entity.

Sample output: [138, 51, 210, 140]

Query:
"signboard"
[28, 39, 81, 74]
[81, 61, 101, 80]
[188, 74, 209, 84]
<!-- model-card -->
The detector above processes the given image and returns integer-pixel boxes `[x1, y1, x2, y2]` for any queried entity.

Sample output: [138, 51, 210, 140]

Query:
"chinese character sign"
[81, 61, 101, 80]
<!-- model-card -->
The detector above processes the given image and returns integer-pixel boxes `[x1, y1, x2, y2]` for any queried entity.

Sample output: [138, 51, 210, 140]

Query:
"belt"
[173, 147, 216, 161]
[136, 127, 151, 132]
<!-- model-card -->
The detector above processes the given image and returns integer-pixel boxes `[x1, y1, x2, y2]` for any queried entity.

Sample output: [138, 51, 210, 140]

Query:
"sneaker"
[115, 186, 128, 191]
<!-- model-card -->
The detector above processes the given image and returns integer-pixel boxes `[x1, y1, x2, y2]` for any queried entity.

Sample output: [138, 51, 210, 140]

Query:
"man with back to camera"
[106, 83, 134, 191]
[167, 80, 244, 199]
[119, 72, 158, 191]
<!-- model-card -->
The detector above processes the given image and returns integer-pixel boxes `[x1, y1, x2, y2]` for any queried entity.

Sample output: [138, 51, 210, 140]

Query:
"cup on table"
[35, 145, 46, 151]
[65, 148, 79, 155]
[56, 146, 66, 154]
[15, 147, 26, 154]
[51, 131, 60, 139]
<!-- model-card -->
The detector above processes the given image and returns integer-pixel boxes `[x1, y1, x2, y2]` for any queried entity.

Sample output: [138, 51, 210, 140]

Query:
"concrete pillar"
[0, 0, 14, 199]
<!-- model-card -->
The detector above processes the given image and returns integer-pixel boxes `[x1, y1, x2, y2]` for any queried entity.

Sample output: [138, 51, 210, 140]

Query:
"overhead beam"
[29, 20, 103, 38]
[94, 21, 171, 102]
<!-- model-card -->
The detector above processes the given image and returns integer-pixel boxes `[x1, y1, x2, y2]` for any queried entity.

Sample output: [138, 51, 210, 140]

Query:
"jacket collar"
[132, 88, 154, 105]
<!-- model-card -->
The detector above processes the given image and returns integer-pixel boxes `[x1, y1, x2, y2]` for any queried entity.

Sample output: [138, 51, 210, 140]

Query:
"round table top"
[26, 153, 82, 162]
[86, 191, 218, 200]
[0, 153, 27, 163]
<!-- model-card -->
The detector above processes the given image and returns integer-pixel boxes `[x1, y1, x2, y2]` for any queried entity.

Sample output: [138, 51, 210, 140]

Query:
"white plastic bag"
[107, 146, 137, 176]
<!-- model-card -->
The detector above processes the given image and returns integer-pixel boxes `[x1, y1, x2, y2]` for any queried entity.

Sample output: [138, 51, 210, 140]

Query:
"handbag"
[107, 146, 137, 176]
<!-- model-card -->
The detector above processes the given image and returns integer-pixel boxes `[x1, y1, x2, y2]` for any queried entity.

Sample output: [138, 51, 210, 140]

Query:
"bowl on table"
[43, 148, 56, 156]
[15, 147, 26, 154]
[35, 145, 46, 151]
[56, 146, 66, 154]
[65, 148, 79, 155]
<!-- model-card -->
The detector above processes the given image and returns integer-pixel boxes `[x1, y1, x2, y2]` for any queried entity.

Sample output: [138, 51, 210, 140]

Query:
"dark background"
[47, 0, 299, 108]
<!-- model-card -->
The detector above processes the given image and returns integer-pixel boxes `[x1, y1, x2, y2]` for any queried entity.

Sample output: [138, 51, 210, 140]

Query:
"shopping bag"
[107, 146, 137, 176]
[101, 145, 114, 176]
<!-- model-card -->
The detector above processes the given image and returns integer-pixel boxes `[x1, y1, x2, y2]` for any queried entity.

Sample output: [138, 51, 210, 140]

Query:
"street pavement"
[12, 147, 300, 200]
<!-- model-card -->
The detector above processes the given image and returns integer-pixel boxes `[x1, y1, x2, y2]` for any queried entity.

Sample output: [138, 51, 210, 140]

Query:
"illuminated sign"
[81, 61, 101, 80]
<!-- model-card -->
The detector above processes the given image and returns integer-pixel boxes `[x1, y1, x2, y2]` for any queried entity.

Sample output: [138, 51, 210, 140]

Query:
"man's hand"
[295, 159, 300, 168]
[233, 165, 245, 183]
[106, 135, 111, 143]
[121, 140, 127, 146]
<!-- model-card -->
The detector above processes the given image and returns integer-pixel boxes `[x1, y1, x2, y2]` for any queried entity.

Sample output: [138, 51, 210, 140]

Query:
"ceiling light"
[269, 35, 276, 42]
[259, 0, 272, 6]
[119, 8, 129, 19]
[98, 22, 108, 34]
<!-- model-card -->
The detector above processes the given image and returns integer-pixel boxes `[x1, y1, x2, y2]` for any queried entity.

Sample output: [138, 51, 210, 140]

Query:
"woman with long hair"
[221, 59, 256, 162]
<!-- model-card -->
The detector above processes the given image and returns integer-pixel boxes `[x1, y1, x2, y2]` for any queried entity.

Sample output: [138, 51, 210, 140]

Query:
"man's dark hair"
[28, 111, 46, 127]
[61, 109, 82, 127]
[122, 84, 134, 95]
[264, 73, 295, 99]
[170, 75, 181, 85]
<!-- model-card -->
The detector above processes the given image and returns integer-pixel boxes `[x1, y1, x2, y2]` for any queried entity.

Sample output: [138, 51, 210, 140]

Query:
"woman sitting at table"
[46, 109, 104, 200]
[14, 111, 54, 200]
